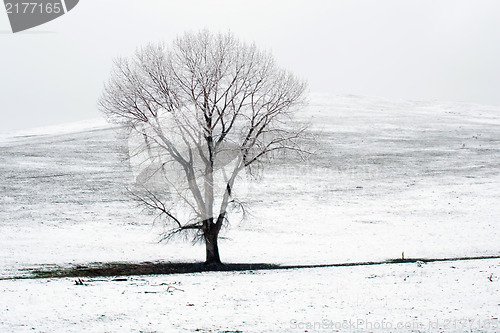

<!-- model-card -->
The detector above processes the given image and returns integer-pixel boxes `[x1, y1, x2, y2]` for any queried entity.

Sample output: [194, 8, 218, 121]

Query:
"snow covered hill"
[0, 94, 499, 277]
[1, 94, 500, 332]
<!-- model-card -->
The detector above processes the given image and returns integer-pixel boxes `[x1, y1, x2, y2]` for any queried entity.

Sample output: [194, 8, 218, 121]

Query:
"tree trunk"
[204, 226, 222, 266]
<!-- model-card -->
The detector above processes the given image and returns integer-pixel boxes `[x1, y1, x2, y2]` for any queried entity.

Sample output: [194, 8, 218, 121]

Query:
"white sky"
[1, 0, 500, 132]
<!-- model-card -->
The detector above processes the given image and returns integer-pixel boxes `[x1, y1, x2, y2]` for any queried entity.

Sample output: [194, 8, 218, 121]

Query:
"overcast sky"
[1, 0, 500, 132]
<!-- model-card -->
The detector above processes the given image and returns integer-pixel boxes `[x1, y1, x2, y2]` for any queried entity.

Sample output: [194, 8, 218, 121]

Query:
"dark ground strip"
[4, 255, 499, 280]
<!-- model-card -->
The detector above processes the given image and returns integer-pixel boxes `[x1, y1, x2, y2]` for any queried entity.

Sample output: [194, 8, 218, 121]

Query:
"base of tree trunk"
[204, 227, 222, 267]
[203, 261, 225, 270]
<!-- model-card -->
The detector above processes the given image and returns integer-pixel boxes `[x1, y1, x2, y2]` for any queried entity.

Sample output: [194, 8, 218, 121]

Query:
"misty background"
[1, 0, 499, 133]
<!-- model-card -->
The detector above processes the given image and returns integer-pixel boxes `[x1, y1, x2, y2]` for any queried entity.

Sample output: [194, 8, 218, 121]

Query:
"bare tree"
[98, 30, 307, 266]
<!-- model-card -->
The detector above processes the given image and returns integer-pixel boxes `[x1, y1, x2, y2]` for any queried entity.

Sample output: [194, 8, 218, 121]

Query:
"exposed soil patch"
[11, 255, 500, 280]
[26, 262, 281, 279]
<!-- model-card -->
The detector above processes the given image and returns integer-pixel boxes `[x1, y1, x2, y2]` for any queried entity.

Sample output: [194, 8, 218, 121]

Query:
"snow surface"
[0, 260, 499, 332]
[0, 118, 111, 145]
[1, 94, 499, 331]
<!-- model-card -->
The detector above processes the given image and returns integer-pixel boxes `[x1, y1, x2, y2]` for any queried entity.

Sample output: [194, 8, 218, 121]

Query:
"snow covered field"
[1, 259, 499, 332]
[1, 94, 499, 331]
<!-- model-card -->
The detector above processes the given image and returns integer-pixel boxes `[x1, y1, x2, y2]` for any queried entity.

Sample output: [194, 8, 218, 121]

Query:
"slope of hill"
[0, 94, 499, 278]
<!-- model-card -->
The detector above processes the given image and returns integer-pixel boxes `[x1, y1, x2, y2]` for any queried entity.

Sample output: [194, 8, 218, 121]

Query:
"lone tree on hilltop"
[98, 30, 307, 266]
